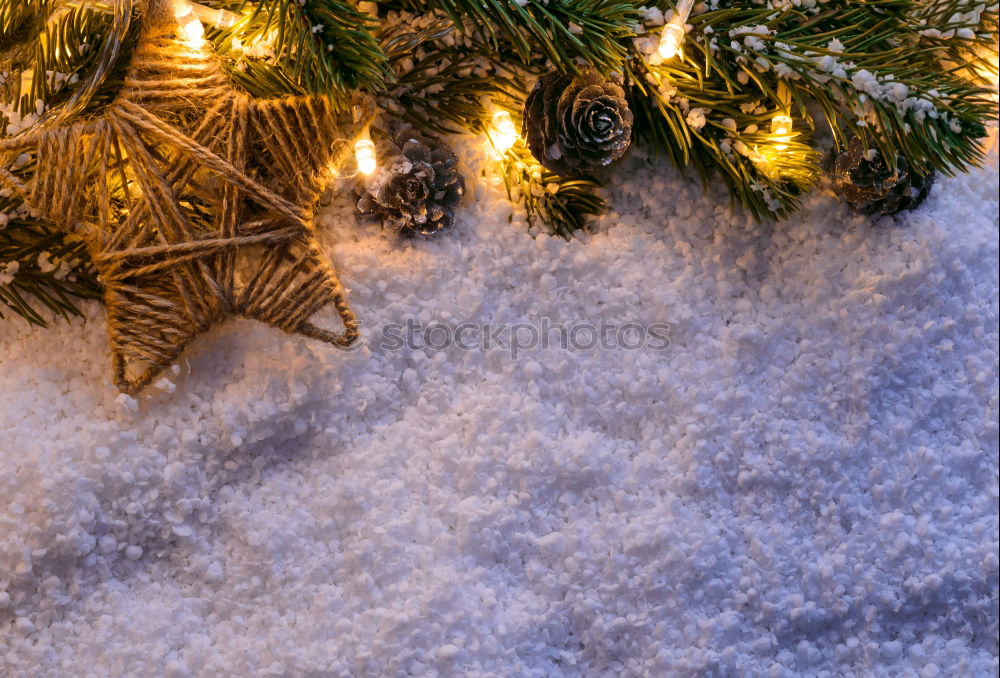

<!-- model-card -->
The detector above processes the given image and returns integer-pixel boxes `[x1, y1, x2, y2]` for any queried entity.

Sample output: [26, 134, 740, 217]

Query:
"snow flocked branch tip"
[627, 0, 997, 217]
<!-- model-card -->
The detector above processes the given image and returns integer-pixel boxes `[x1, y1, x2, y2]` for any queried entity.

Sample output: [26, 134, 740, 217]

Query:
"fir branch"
[0, 0, 140, 121]
[199, 0, 391, 100]
[399, 0, 639, 73]
[0, 211, 100, 326]
[628, 80, 820, 220]
[628, 42, 822, 217]
[624, 0, 996, 218]
[492, 138, 605, 239]
[0, 0, 43, 52]
[378, 18, 527, 136]
[683, 1, 996, 174]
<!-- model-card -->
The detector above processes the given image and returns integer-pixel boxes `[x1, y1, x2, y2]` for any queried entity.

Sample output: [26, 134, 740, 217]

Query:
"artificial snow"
[1, 138, 998, 677]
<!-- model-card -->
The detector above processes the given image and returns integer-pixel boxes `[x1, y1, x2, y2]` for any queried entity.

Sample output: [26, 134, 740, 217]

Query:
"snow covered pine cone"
[831, 136, 936, 216]
[523, 69, 633, 176]
[357, 137, 465, 236]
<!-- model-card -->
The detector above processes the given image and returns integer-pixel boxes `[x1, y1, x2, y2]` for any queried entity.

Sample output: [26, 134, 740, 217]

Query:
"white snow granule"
[0, 137, 997, 677]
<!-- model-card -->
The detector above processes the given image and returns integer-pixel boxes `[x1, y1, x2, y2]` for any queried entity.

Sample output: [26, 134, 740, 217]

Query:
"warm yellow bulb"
[193, 5, 240, 29]
[490, 110, 519, 153]
[173, 0, 205, 46]
[658, 23, 685, 60]
[771, 113, 793, 150]
[355, 134, 377, 176]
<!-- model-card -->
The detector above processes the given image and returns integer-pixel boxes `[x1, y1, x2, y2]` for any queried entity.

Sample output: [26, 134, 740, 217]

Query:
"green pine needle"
[0, 213, 100, 326]
[199, 0, 391, 100]
[400, 0, 639, 73]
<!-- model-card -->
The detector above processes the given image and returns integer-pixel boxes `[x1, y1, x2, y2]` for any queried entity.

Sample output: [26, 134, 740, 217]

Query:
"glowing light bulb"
[655, 0, 695, 61]
[173, 0, 205, 46]
[355, 131, 377, 176]
[490, 110, 518, 153]
[657, 22, 686, 60]
[771, 113, 793, 150]
[192, 4, 240, 29]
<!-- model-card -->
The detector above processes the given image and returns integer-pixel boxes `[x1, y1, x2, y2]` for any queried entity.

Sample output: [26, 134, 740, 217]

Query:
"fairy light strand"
[771, 82, 794, 150]
[354, 128, 377, 176]
[173, 1, 243, 49]
[489, 109, 519, 154]
[657, 0, 696, 60]
[172, 0, 205, 46]
[190, 2, 240, 29]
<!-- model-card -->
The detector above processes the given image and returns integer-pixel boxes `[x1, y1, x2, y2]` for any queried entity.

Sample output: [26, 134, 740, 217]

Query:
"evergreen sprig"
[200, 0, 390, 99]
[625, 0, 996, 217]
[686, 2, 995, 175]
[399, 0, 639, 74]
[0, 0, 140, 119]
[499, 143, 607, 240]
[0, 211, 100, 326]
[378, 18, 523, 136]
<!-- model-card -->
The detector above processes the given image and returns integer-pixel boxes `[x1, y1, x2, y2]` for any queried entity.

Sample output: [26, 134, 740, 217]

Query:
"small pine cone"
[831, 137, 935, 216]
[523, 69, 633, 176]
[357, 137, 465, 236]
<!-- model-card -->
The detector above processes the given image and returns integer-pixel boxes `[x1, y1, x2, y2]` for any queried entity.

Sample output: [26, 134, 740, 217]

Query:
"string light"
[354, 129, 377, 176]
[172, 0, 205, 47]
[657, 0, 695, 61]
[657, 23, 686, 60]
[489, 110, 519, 153]
[771, 82, 794, 150]
[172, 2, 242, 48]
[770, 114, 793, 150]
[190, 3, 240, 29]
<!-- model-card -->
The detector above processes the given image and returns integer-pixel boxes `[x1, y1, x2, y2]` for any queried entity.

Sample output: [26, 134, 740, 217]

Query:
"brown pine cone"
[523, 69, 633, 176]
[831, 137, 935, 216]
[357, 137, 465, 236]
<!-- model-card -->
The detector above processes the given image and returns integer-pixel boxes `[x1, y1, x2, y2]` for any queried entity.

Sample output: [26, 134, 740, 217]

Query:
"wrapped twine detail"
[0, 0, 373, 394]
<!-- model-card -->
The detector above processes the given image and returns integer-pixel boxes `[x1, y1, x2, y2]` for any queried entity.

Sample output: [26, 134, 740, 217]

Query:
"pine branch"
[0, 210, 100, 326]
[199, 0, 390, 100]
[500, 145, 606, 239]
[625, 0, 996, 218]
[628, 43, 821, 216]
[629, 82, 820, 220]
[910, 0, 999, 73]
[685, 2, 996, 175]
[0, 0, 140, 122]
[378, 17, 527, 136]
[398, 0, 639, 73]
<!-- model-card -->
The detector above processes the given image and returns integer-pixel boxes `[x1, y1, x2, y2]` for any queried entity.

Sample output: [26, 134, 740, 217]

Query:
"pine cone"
[831, 137, 935, 216]
[357, 137, 465, 236]
[523, 69, 633, 176]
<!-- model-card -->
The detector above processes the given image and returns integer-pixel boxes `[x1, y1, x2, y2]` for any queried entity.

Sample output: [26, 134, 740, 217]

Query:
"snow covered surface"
[1, 140, 998, 677]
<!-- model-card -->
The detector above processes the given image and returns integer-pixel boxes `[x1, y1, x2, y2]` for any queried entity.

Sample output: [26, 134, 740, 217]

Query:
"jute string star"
[0, 0, 372, 394]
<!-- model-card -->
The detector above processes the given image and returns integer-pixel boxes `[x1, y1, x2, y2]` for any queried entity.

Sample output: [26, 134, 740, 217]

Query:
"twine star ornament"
[0, 3, 371, 394]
